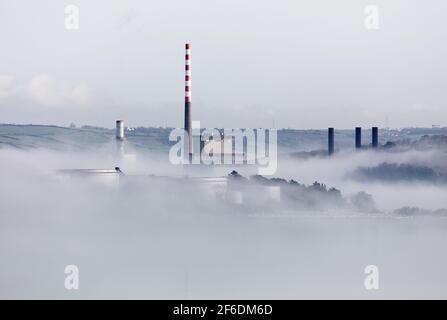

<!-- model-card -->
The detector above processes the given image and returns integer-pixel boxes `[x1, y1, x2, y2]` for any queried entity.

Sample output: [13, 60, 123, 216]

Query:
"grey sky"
[0, 0, 446, 129]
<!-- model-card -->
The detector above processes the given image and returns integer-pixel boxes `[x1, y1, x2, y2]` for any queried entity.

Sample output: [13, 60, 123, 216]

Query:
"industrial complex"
[56, 43, 389, 207]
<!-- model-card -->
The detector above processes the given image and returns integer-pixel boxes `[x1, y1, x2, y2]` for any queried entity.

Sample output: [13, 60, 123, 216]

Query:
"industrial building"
[55, 43, 391, 207]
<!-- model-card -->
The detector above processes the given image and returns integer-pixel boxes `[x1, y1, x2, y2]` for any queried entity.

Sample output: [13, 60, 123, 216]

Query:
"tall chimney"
[328, 128, 334, 155]
[372, 127, 378, 148]
[355, 127, 362, 149]
[116, 120, 124, 141]
[184, 43, 192, 159]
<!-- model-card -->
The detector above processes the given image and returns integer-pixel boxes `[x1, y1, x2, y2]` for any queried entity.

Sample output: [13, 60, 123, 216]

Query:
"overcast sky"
[0, 0, 446, 129]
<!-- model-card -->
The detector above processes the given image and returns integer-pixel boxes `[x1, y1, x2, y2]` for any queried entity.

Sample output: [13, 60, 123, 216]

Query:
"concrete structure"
[116, 120, 125, 157]
[355, 127, 362, 149]
[116, 120, 124, 141]
[190, 176, 228, 199]
[57, 168, 123, 186]
[328, 128, 334, 155]
[372, 127, 379, 148]
[202, 135, 245, 164]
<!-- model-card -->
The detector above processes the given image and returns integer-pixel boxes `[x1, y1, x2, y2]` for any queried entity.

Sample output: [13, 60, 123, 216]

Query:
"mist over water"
[277, 150, 447, 212]
[1, 146, 447, 299]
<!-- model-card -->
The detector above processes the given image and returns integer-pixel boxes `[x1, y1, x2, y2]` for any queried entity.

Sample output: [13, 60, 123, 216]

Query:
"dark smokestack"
[115, 120, 125, 157]
[372, 127, 379, 148]
[184, 43, 192, 160]
[328, 128, 334, 155]
[200, 128, 205, 162]
[355, 127, 362, 149]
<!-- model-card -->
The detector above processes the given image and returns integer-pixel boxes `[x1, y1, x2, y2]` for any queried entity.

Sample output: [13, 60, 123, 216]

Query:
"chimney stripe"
[185, 43, 191, 101]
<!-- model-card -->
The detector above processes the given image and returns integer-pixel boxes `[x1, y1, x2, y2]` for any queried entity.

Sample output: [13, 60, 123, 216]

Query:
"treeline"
[227, 171, 378, 213]
[350, 162, 446, 183]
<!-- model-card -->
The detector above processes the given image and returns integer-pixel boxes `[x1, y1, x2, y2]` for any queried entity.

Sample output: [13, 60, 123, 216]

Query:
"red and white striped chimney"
[184, 43, 192, 157]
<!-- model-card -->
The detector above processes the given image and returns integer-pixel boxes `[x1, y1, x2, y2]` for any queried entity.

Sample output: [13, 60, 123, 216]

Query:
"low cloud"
[28, 74, 90, 107]
[0, 74, 18, 98]
[1, 147, 447, 298]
